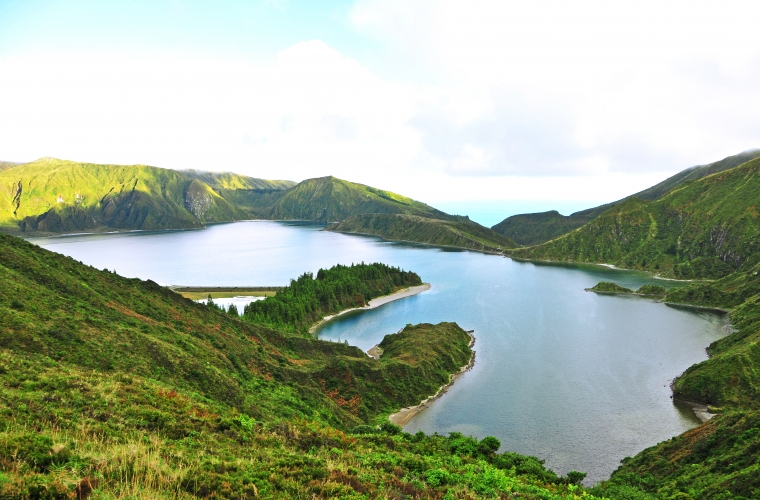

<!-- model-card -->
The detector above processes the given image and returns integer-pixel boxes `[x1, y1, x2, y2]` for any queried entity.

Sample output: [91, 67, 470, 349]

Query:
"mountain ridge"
[493, 149, 760, 246]
[258, 175, 457, 223]
[327, 213, 517, 252]
[0, 158, 288, 235]
[510, 156, 760, 279]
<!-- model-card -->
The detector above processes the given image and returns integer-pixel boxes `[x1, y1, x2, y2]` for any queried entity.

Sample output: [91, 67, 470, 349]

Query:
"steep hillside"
[632, 148, 760, 202]
[183, 170, 295, 191]
[0, 158, 249, 234]
[511, 157, 760, 279]
[261, 176, 455, 222]
[492, 210, 593, 246]
[494, 149, 760, 245]
[0, 233, 591, 498]
[328, 213, 517, 252]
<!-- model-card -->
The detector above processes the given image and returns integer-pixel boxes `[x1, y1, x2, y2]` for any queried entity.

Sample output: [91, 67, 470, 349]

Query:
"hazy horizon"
[2, 1, 759, 209]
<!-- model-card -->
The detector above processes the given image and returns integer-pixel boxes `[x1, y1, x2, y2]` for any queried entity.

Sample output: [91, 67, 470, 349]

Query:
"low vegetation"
[512, 155, 760, 280]
[588, 282, 634, 294]
[587, 282, 666, 296]
[1, 233, 598, 498]
[259, 176, 454, 223]
[327, 213, 517, 252]
[493, 149, 760, 246]
[0, 158, 290, 234]
[491, 210, 596, 247]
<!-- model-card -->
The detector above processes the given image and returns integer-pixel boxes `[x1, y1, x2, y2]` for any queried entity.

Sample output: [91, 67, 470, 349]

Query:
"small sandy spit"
[309, 284, 431, 334]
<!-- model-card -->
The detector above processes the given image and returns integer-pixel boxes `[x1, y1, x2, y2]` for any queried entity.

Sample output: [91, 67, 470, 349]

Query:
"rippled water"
[31, 221, 727, 483]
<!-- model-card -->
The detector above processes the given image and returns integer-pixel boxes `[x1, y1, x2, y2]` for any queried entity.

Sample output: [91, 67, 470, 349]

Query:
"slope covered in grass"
[511, 156, 760, 279]
[260, 176, 455, 223]
[491, 210, 594, 246]
[0, 159, 285, 234]
[183, 170, 294, 191]
[0, 233, 593, 498]
[493, 149, 760, 246]
[327, 213, 517, 252]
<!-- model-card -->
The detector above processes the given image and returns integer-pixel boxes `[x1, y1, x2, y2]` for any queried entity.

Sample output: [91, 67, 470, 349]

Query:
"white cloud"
[351, 0, 760, 176]
[0, 42, 421, 188]
[2, 1, 760, 209]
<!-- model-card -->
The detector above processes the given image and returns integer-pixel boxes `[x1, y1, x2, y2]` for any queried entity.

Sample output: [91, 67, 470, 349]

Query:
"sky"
[2, 0, 760, 223]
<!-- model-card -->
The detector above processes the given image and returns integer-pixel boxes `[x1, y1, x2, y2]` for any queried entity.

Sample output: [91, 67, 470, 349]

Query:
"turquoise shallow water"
[31, 221, 727, 483]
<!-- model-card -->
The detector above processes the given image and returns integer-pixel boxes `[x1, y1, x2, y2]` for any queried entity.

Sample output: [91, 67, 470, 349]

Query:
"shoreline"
[674, 398, 716, 423]
[585, 288, 665, 299]
[508, 256, 705, 283]
[388, 331, 476, 427]
[308, 283, 432, 334]
[662, 301, 730, 314]
[326, 228, 509, 257]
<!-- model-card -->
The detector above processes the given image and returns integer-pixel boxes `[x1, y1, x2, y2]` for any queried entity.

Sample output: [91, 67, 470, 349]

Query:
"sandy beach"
[676, 399, 716, 422]
[308, 283, 431, 334]
[388, 331, 476, 427]
[367, 344, 383, 359]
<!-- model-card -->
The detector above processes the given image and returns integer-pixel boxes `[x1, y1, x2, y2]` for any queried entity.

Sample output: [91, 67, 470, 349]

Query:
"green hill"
[511, 156, 760, 279]
[0, 233, 591, 498]
[491, 210, 594, 246]
[0, 158, 273, 234]
[183, 169, 295, 214]
[0, 161, 21, 173]
[183, 170, 294, 191]
[327, 213, 518, 252]
[259, 176, 456, 222]
[493, 149, 760, 246]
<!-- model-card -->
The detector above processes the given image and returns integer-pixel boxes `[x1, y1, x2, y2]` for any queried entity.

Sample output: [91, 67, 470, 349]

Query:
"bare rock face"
[11, 180, 22, 215]
[184, 180, 212, 221]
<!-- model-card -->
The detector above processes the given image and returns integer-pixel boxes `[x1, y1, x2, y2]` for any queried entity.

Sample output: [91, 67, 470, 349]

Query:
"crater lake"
[31, 220, 727, 483]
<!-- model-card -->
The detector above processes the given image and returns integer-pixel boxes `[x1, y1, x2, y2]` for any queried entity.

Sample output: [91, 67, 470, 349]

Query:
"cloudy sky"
[2, 0, 759, 223]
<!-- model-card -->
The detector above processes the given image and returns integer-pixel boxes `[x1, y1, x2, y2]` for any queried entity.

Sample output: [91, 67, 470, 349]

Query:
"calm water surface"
[31, 221, 727, 483]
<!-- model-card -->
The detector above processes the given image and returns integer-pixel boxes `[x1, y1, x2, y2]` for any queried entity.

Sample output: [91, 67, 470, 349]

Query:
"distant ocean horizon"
[431, 200, 602, 227]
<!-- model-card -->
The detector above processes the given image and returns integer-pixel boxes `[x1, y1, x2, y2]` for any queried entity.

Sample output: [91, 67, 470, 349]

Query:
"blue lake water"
[31, 221, 727, 483]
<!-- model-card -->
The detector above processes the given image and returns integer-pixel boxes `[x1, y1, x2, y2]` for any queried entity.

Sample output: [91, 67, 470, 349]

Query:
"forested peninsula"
[241, 262, 422, 334]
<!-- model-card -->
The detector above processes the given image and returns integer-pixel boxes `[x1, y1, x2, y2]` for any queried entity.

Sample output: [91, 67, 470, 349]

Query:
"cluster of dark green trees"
[241, 263, 422, 334]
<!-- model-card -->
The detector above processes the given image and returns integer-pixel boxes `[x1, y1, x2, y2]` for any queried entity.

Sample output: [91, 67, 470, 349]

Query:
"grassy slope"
[593, 410, 760, 499]
[493, 150, 760, 246]
[0, 233, 591, 498]
[327, 213, 518, 252]
[260, 176, 456, 223]
[0, 158, 254, 234]
[491, 210, 594, 246]
[182, 170, 295, 191]
[511, 157, 760, 279]
[182, 170, 296, 214]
